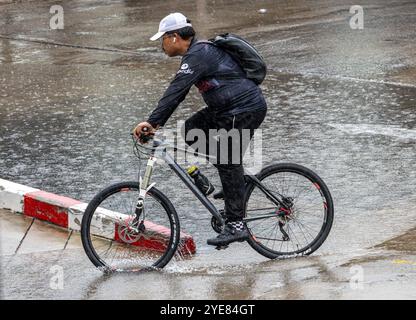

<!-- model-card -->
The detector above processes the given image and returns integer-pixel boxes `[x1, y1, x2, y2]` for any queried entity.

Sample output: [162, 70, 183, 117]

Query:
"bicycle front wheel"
[81, 181, 180, 272]
[244, 163, 334, 259]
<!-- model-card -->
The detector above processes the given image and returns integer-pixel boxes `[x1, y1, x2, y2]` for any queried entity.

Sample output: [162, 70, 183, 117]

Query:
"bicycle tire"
[244, 163, 334, 259]
[81, 181, 180, 272]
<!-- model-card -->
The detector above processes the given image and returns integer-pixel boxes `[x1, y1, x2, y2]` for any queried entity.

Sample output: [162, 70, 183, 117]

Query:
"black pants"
[183, 107, 267, 222]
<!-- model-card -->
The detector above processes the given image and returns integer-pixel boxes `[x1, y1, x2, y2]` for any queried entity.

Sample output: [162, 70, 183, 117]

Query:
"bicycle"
[81, 131, 334, 272]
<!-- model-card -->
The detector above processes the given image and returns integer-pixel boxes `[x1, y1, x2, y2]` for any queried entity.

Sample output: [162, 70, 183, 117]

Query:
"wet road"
[1, 0, 416, 299]
[1, 208, 416, 299]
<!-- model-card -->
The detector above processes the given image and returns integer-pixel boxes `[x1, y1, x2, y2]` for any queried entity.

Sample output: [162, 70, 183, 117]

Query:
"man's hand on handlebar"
[132, 121, 160, 144]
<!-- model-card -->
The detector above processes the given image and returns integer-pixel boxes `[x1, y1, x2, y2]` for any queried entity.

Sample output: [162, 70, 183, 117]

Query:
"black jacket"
[147, 37, 267, 127]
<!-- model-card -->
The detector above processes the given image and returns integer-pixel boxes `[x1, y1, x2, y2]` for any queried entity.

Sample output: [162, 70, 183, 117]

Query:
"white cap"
[150, 12, 192, 41]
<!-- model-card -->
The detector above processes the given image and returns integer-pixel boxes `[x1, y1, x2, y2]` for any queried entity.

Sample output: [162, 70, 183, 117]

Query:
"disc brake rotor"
[117, 216, 144, 244]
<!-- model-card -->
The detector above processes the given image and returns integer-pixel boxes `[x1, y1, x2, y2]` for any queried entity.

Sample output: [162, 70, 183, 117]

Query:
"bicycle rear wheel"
[81, 181, 180, 272]
[244, 163, 334, 259]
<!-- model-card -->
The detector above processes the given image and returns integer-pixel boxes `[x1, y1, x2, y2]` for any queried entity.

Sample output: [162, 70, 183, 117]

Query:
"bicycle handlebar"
[131, 126, 153, 144]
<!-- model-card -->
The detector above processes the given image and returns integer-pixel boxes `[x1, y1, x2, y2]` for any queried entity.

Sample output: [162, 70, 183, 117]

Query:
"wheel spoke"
[82, 184, 179, 271]
[245, 165, 332, 257]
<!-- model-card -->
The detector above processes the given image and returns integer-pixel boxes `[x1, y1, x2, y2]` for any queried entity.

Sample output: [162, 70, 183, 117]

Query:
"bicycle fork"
[133, 156, 157, 227]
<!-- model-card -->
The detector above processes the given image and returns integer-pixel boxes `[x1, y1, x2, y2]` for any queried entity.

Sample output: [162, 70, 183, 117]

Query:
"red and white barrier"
[0, 178, 196, 256]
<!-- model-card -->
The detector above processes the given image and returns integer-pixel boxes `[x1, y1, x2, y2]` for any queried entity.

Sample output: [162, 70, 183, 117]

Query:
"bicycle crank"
[211, 209, 226, 234]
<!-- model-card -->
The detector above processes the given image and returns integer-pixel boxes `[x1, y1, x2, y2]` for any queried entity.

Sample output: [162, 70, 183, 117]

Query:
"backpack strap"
[195, 40, 247, 81]
[196, 39, 215, 45]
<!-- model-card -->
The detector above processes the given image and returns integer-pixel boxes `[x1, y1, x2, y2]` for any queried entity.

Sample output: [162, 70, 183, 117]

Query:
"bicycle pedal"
[215, 245, 229, 250]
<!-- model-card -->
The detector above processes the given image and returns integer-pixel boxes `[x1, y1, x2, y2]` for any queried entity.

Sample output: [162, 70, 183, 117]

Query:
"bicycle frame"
[137, 139, 290, 228]
[138, 140, 225, 226]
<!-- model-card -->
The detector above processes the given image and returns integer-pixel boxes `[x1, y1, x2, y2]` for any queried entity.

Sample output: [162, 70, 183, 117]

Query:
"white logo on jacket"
[177, 63, 194, 75]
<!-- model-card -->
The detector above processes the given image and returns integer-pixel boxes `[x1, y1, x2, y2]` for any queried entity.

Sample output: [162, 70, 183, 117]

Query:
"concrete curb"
[0, 178, 196, 256]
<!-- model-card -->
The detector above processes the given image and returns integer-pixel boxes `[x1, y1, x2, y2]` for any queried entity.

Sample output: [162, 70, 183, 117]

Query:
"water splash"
[328, 123, 416, 141]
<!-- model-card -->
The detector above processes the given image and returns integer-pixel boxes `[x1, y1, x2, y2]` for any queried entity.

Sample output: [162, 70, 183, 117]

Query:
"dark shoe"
[213, 189, 224, 199]
[207, 221, 249, 247]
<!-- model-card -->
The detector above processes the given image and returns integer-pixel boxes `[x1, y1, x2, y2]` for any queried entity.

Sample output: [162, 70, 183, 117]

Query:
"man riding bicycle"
[133, 12, 267, 247]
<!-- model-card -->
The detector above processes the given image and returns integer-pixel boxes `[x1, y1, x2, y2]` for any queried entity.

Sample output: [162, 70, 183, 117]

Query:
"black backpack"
[200, 33, 267, 85]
